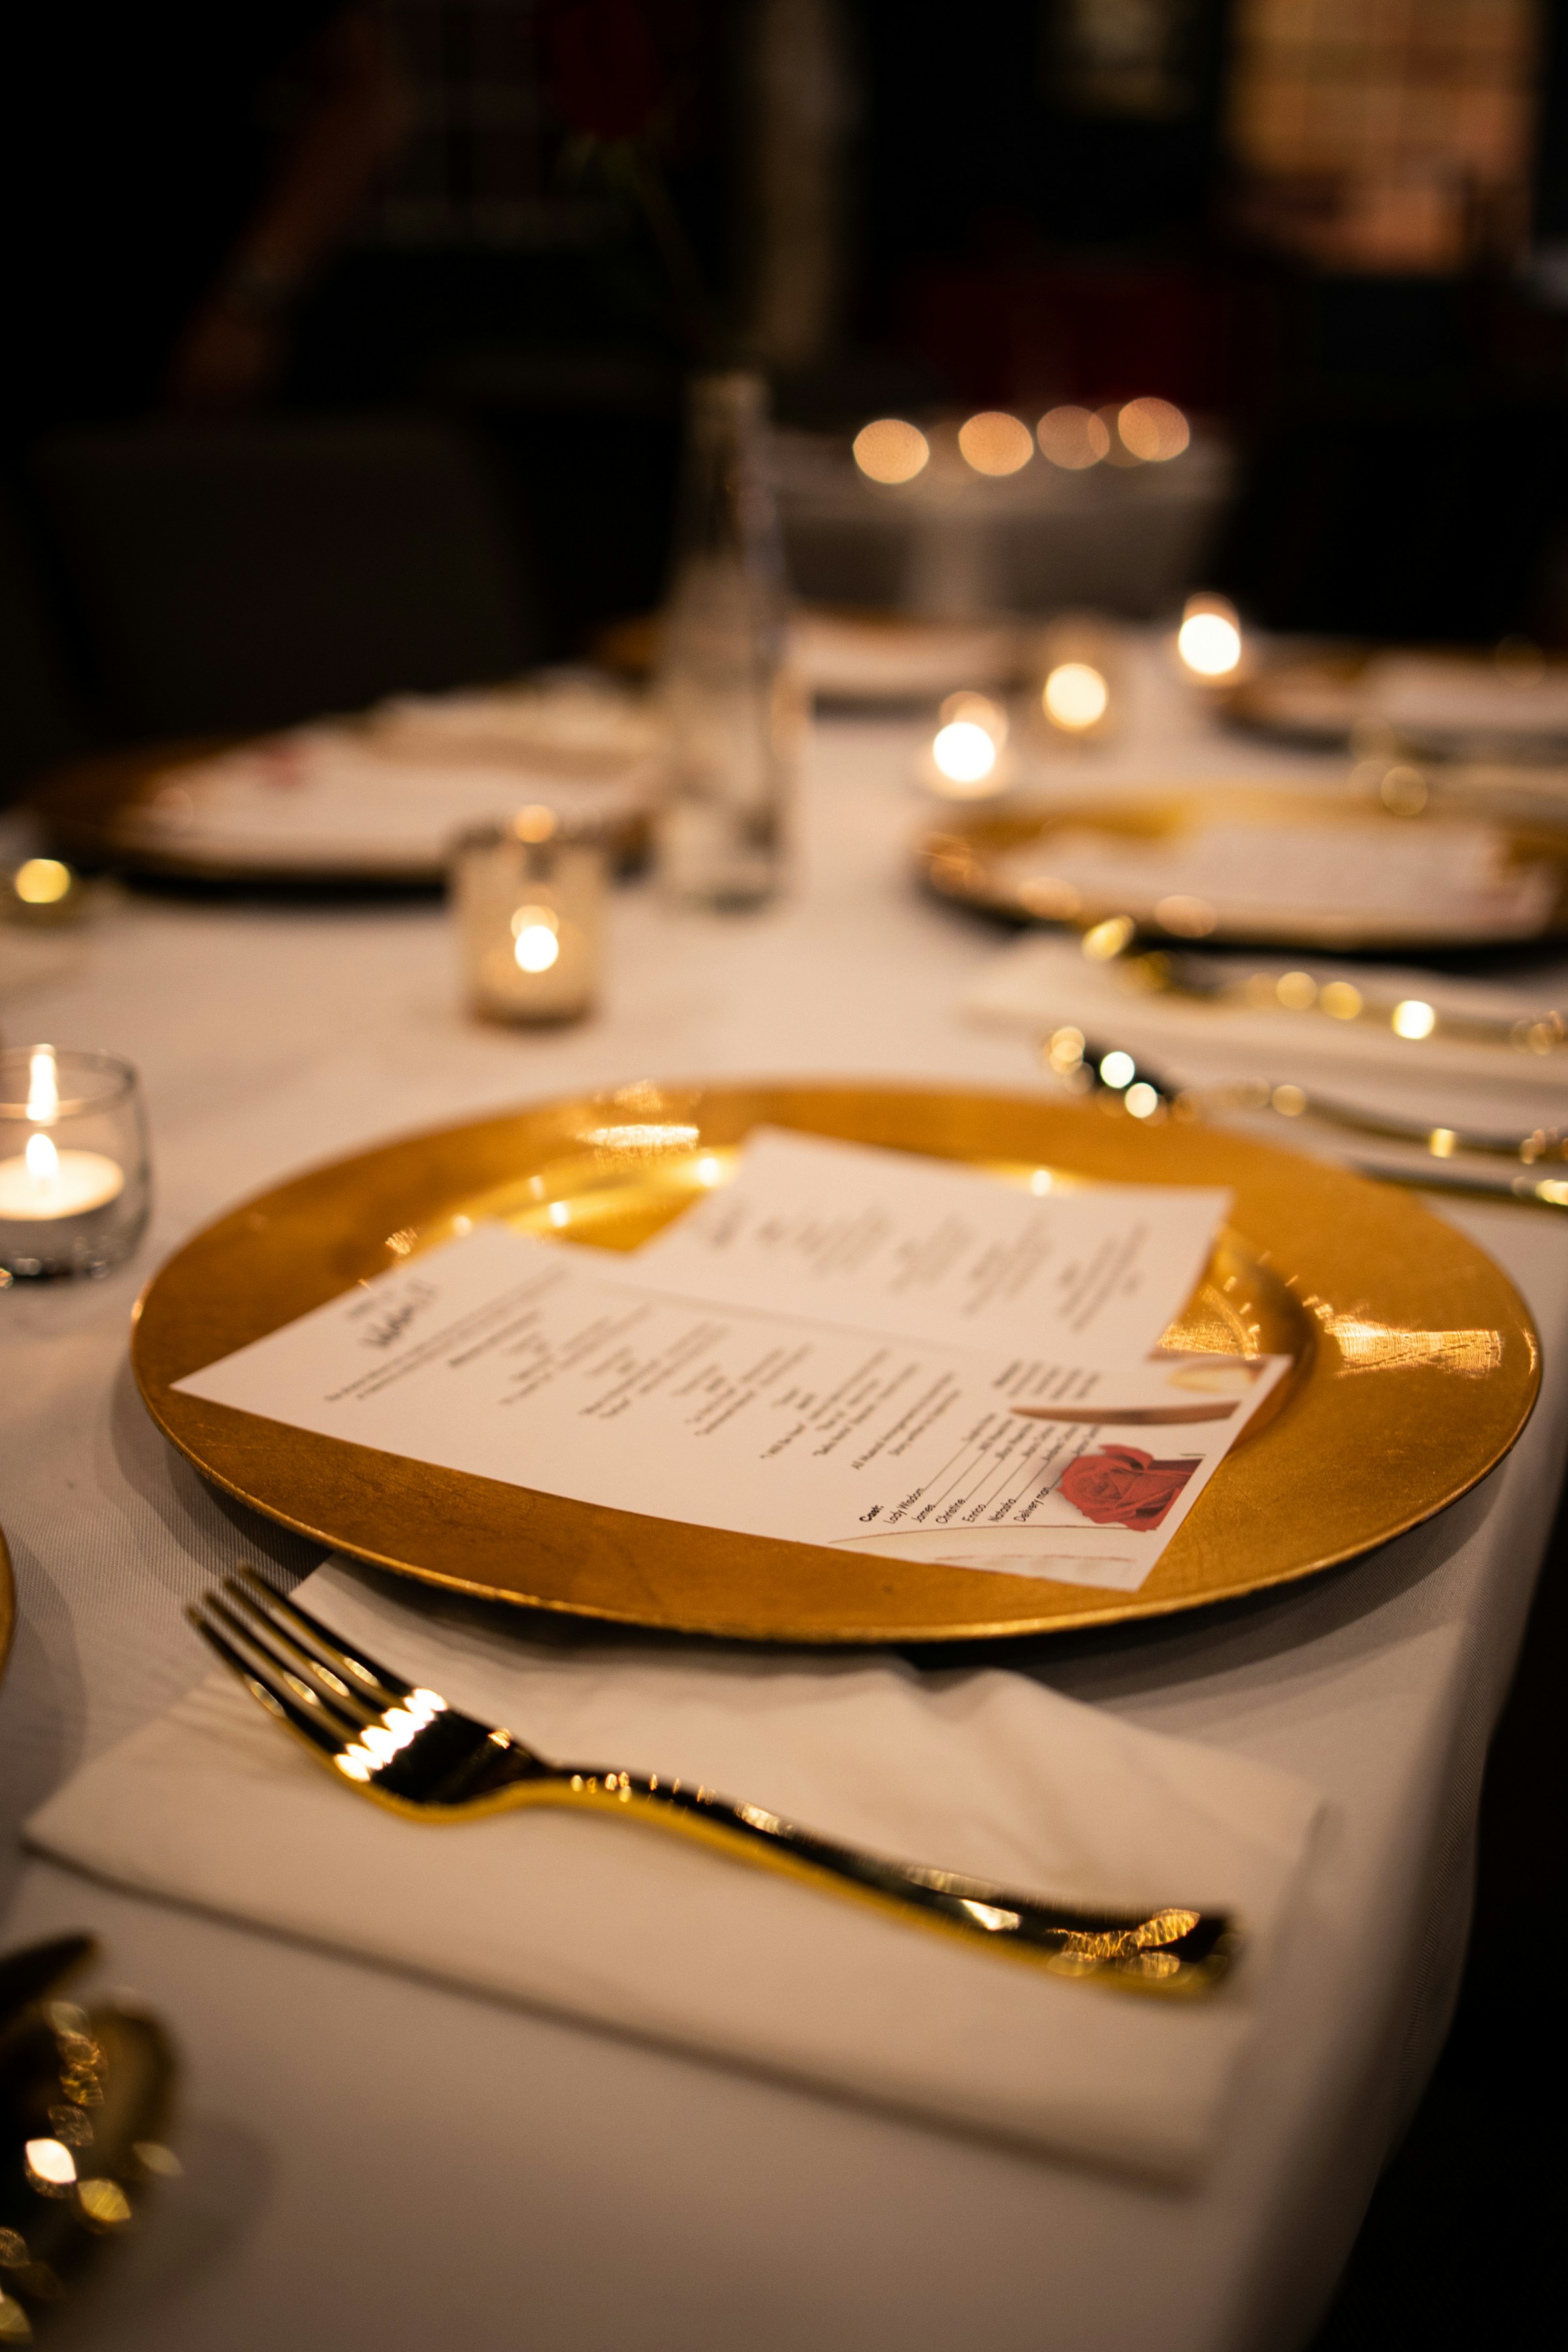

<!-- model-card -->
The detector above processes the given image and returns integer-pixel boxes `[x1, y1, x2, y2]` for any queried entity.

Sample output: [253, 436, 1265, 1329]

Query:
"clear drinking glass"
[452, 806, 608, 1024]
[0, 1046, 152, 1280]
[655, 370, 799, 909]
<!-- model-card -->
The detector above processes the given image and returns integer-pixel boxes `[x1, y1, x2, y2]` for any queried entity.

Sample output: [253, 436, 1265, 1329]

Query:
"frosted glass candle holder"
[0, 1045, 152, 1280]
[453, 808, 607, 1024]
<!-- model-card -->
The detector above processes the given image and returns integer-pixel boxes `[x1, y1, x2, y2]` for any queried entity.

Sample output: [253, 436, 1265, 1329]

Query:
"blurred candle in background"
[1043, 661, 1110, 731]
[957, 412, 1034, 477]
[1036, 406, 1111, 470]
[1177, 593, 1244, 681]
[923, 691, 1011, 797]
[1034, 618, 1120, 742]
[853, 417, 930, 483]
[0, 1045, 150, 1279]
[453, 807, 606, 1023]
[1117, 398, 1190, 463]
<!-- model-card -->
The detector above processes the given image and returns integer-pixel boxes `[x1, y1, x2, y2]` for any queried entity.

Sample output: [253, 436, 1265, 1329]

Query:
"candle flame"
[1177, 596, 1242, 679]
[512, 903, 561, 973]
[1043, 662, 1109, 730]
[27, 1045, 59, 1123]
[931, 721, 998, 787]
[26, 1131, 61, 1193]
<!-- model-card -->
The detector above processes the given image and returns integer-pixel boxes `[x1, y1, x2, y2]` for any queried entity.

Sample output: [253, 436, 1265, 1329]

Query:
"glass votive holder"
[452, 806, 608, 1024]
[0, 1045, 152, 1280]
[1032, 617, 1122, 746]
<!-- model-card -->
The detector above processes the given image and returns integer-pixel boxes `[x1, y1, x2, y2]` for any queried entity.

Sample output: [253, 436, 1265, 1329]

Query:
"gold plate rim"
[130, 1081, 1541, 1645]
[916, 786, 1568, 953]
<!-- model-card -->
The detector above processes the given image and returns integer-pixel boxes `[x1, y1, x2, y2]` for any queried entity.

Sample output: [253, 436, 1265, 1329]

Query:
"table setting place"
[3, 399, 1568, 2351]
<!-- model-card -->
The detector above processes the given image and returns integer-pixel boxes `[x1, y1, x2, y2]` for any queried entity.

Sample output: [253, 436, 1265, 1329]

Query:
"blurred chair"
[0, 484, 86, 802]
[31, 416, 540, 740]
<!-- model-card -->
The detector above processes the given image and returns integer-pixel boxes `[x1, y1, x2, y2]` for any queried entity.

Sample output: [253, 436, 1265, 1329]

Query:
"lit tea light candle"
[0, 1043, 149, 1278]
[7, 855, 84, 924]
[921, 693, 1012, 798]
[453, 808, 606, 1022]
[1042, 660, 1110, 733]
[1177, 593, 1243, 681]
[0, 1130, 125, 1218]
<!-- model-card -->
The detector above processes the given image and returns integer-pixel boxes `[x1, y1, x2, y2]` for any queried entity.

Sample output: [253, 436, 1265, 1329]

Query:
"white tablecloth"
[1, 664, 1565, 2352]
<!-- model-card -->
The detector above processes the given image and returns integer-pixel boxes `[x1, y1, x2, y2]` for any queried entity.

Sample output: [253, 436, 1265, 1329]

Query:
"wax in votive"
[0, 1142, 125, 1219]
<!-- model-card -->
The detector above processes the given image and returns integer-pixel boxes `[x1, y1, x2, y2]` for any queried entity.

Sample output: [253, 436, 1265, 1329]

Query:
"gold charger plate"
[917, 785, 1568, 952]
[131, 1082, 1538, 1644]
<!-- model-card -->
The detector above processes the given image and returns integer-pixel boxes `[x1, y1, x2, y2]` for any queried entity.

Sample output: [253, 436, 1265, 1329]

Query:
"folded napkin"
[29, 1560, 1321, 2180]
[964, 932, 1568, 1107]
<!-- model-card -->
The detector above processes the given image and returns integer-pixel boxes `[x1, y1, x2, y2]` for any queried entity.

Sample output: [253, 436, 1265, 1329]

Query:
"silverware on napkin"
[189, 1569, 1238, 1997]
[1077, 919, 1566, 1058]
[1045, 1028, 1568, 1207]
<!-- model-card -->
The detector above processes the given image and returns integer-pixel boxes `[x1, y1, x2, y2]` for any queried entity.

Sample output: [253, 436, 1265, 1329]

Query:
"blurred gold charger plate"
[917, 787, 1568, 953]
[132, 1082, 1539, 1645]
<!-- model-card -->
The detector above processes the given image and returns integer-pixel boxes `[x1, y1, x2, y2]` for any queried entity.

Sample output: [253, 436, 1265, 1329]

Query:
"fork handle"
[523, 1761, 1235, 1993]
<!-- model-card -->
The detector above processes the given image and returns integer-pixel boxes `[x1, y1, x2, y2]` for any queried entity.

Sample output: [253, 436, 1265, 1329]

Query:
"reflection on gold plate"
[131, 1083, 1539, 1644]
[917, 787, 1568, 953]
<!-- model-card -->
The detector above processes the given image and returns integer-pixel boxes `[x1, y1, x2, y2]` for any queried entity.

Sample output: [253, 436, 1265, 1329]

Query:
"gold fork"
[188, 1569, 1238, 1997]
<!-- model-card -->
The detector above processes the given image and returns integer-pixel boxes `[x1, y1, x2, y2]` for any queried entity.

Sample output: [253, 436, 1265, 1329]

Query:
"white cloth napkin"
[29, 1558, 1321, 2180]
[964, 931, 1568, 1109]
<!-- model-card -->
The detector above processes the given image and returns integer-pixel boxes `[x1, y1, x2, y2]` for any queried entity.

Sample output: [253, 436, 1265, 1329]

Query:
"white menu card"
[614, 1128, 1230, 1365]
[174, 1140, 1284, 1595]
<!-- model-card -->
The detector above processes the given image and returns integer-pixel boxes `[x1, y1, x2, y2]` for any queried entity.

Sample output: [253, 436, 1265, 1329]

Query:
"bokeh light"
[1177, 595, 1243, 679]
[1043, 661, 1110, 730]
[1392, 998, 1437, 1040]
[511, 904, 561, 972]
[957, 412, 1034, 476]
[12, 857, 73, 905]
[1118, 397, 1190, 463]
[1036, 407, 1111, 470]
[853, 418, 930, 484]
[931, 721, 999, 787]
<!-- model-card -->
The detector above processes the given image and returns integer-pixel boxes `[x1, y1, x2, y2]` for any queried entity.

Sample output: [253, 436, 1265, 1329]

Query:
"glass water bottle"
[655, 371, 798, 909]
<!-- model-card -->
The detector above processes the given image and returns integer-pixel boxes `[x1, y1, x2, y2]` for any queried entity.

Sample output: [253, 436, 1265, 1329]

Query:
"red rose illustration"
[1056, 1445, 1198, 1533]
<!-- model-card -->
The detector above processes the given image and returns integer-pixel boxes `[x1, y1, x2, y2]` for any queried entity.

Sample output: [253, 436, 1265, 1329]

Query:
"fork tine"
[231, 1566, 415, 1705]
[188, 1603, 358, 1765]
[200, 1593, 368, 1742]
[218, 1578, 382, 1726]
